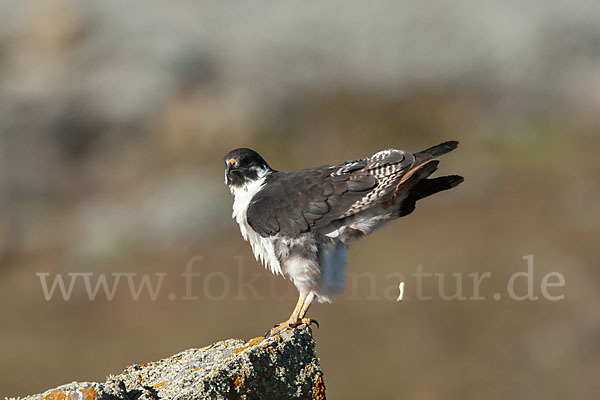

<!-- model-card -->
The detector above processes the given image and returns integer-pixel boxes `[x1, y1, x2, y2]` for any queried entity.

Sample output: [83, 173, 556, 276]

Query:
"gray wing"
[246, 149, 416, 238]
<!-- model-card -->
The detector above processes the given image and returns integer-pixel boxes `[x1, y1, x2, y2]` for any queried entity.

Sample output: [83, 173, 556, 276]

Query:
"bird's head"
[224, 148, 271, 189]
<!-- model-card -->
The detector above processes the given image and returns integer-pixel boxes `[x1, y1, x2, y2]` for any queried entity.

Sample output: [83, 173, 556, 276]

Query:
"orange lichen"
[248, 336, 264, 346]
[313, 376, 326, 400]
[153, 381, 168, 388]
[139, 363, 152, 368]
[233, 336, 264, 354]
[232, 375, 245, 388]
[42, 388, 97, 400]
[144, 389, 157, 400]
[80, 388, 98, 400]
[42, 390, 71, 400]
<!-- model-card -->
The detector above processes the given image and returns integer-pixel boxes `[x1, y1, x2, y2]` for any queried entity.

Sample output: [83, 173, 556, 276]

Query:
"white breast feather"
[231, 176, 283, 275]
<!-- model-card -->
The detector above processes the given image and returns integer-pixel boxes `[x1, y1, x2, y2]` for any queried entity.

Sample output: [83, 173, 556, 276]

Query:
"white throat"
[230, 176, 267, 228]
[229, 171, 282, 275]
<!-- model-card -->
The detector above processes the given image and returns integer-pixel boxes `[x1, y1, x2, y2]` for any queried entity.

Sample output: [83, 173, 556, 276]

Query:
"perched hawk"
[224, 141, 463, 336]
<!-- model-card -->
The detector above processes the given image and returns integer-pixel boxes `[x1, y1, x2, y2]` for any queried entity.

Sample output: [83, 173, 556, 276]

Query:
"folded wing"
[247, 147, 419, 238]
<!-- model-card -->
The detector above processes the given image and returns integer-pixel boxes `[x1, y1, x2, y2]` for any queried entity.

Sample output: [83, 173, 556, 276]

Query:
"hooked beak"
[225, 158, 241, 185]
[225, 160, 233, 185]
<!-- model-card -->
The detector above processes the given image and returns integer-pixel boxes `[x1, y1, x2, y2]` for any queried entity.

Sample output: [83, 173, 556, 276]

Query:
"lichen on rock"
[18, 328, 325, 400]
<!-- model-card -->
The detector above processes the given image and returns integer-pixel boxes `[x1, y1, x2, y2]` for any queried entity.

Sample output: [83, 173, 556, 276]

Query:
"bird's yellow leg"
[266, 295, 304, 337]
[265, 293, 318, 337]
[297, 294, 316, 326]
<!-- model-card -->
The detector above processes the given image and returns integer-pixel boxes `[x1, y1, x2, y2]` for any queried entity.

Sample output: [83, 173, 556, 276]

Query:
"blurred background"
[1, 1, 599, 398]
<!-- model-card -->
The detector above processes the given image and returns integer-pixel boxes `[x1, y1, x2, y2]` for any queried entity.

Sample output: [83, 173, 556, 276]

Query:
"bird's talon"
[299, 318, 319, 329]
[265, 321, 294, 338]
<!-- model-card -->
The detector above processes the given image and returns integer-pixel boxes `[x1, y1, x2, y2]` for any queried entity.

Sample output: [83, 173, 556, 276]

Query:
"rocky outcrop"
[19, 328, 325, 400]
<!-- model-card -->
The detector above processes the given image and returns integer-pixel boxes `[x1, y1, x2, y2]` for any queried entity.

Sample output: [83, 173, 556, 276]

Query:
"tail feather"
[398, 174, 464, 217]
[416, 141, 459, 159]
[411, 175, 464, 201]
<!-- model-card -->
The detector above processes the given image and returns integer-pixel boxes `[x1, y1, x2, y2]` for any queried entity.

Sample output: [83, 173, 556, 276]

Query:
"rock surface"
[18, 328, 325, 400]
